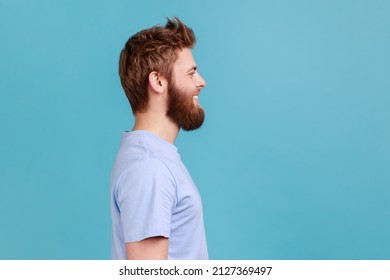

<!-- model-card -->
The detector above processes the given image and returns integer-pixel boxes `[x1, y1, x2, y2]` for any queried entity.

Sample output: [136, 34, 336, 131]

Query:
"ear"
[148, 71, 165, 94]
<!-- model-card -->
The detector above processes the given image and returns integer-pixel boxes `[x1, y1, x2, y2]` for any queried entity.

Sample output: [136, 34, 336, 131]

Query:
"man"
[110, 17, 208, 260]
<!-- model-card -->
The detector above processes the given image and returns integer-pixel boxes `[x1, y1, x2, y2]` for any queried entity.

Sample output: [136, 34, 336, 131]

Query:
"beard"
[166, 81, 205, 131]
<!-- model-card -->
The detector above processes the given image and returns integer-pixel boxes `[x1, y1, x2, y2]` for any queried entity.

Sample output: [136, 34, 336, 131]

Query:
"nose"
[197, 73, 206, 89]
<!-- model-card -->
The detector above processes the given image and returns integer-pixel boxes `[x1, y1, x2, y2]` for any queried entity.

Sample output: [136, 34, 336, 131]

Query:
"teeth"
[193, 96, 199, 99]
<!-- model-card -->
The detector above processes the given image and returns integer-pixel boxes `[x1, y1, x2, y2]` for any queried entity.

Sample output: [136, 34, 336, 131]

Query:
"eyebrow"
[186, 66, 197, 73]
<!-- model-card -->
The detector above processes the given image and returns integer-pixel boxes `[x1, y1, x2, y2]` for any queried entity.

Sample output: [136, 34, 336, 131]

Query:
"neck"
[132, 111, 180, 144]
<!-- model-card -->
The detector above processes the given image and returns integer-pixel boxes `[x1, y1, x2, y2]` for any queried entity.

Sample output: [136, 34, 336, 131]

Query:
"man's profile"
[110, 17, 208, 260]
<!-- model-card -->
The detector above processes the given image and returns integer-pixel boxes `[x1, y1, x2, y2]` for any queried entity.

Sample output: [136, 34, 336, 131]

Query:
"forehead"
[173, 48, 196, 71]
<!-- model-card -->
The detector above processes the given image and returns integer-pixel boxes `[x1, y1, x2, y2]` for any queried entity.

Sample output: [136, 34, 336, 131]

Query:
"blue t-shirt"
[110, 130, 208, 260]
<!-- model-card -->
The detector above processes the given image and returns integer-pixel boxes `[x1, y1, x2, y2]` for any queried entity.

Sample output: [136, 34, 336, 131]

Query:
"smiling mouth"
[193, 95, 200, 105]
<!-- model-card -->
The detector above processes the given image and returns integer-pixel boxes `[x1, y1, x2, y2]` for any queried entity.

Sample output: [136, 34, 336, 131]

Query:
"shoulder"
[115, 156, 177, 193]
[124, 156, 173, 178]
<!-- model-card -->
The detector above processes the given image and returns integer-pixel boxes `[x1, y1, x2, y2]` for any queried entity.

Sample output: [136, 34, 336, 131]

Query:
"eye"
[189, 71, 196, 78]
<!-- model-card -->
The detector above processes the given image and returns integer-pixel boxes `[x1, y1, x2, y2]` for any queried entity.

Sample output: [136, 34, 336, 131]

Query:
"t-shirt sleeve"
[115, 157, 176, 243]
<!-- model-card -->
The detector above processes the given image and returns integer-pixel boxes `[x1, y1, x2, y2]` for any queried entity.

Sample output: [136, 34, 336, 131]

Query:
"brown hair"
[119, 17, 196, 113]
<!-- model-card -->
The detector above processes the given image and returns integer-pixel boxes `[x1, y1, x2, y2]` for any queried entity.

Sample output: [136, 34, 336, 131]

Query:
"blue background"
[1, 0, 389, 259]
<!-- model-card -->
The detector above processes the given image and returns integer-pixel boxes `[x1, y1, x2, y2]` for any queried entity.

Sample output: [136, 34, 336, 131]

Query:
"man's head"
[119, 17, 206, 131]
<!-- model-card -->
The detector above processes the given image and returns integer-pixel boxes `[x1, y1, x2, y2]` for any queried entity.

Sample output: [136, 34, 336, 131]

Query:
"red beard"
[166, 81, 205, 131]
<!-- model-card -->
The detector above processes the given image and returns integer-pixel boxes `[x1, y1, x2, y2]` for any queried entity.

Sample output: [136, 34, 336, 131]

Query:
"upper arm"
[126, 236, 169, 260]
[117, 158, 176, 243]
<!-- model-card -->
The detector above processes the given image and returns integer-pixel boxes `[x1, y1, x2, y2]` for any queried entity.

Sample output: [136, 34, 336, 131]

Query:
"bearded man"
[110, 17, 208, 260]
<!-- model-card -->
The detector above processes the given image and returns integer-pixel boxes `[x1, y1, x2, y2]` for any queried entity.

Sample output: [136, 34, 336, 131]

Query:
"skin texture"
[126, 48, 206, 259]
[126, 237, 169, 260]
